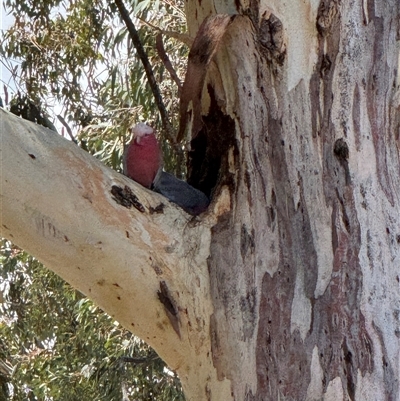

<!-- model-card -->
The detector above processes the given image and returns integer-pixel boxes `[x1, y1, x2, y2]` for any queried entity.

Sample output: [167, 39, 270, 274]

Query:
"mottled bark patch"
[240, 287, 257, 339]
[209, 206, 259, 379]
[255, 116, 317, 400]
[258, 12, 286, 67]
[365, 14, 395, 206]
[372, 321, 397, 400]
[334, 138, 351, 185]
[209, 313, 224, 380]
[188, 0, 399, 398]
[310, 197, 374, 400]
[306, 4, 377, 398]
[257, 273, 309, 399]
[111, 185, 145, 212]
[157, 281, 180, 338]
[149, 203, 165, 214]
[254, 13, 378, 388]
[241, 224, 255, 259]
[316, 0, 341, 36]
[256, 122, 374, 401]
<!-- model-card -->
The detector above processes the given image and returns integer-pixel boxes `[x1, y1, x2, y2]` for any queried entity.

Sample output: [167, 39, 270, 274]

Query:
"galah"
[123, 123, 163, 189]
[153, 171, 209, 216]
[123, 123, 209, 215]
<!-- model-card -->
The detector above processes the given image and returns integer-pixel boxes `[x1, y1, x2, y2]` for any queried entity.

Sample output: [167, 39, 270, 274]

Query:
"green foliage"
[2, 0, 106, 121]
[0, 0, 189, 398]
[0, 240, 184, 400]
[1, 0, 188, 174]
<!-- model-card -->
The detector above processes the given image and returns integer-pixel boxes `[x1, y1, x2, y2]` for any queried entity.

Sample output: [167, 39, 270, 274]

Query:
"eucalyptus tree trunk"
[181, 0, 400, 399]
[1, 0, 399, 400]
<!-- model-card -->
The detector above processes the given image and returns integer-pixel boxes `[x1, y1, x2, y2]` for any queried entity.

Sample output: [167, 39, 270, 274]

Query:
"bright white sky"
[0, 2, 71, 133]
[0, 1, 126, 135]
[0, 0, 16, 104]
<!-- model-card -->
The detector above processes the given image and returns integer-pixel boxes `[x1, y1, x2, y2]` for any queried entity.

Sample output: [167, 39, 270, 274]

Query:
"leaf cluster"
[1, 0, 188, 174]
[0, 240, 184, 400]
[2, 0, 105, 123]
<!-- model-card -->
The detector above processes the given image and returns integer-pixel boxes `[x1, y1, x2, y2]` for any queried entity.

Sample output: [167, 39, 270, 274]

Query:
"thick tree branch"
[0, 109, 231, 400]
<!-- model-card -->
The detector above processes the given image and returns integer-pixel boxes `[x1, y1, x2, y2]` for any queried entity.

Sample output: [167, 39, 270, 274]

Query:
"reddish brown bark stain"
[255, 117, 374, 401]
[254, 2, 382, 398]
[198, 2, 398, 399]
[256, 116, 316, 400]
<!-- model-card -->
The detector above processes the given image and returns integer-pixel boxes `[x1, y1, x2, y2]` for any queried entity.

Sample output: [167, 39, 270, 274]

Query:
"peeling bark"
[2, 0, 400, 399]
[184, 0, 400, 399]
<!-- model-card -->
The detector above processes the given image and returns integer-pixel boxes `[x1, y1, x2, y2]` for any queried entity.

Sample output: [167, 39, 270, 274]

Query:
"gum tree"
[1, 0, 400, 400]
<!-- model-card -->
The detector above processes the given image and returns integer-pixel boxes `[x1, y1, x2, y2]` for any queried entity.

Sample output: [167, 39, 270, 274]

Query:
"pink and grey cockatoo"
[123, 123, 209, 215]
[123, 123, 163, 189]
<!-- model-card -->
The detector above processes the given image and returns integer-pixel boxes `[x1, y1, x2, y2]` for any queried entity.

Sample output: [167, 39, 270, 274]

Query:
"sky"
[0, 2, 67, 133]
[0, 0, 15, 104]
[0, 1, 121, 135]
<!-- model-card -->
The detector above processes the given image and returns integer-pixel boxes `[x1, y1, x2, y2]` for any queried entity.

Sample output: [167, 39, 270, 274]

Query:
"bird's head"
[132, 123, 154, 144]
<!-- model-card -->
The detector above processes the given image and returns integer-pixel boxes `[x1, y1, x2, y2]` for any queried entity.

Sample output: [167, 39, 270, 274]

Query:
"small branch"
[156, 33, 182, 96]
[57, 114, 77, 143]
[113, 0, 175, 143]
[137, 17, 192, 46]
[3, 84, 9, 105]
[120, 354, 159, 365]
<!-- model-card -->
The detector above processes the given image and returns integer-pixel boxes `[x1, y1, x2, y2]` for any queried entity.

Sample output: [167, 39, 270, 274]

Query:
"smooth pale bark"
[2, 0, 400, 400]
[0, 109, 231, 399]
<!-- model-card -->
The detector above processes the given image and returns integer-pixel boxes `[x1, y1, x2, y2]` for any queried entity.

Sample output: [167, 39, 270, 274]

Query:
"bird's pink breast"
[125, 135, 162, 188]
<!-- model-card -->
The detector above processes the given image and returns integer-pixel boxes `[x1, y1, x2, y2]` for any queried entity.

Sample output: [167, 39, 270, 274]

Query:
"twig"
[120, 354, 159, 365]
[113, 0, 175, 143]
[3, 85, 8, 105]
[156, 33, 182, 96]
[136, 17, 192, 46]
[57, 114, 77, 143]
